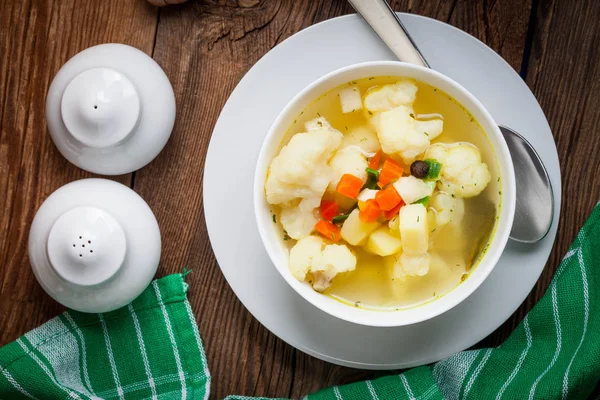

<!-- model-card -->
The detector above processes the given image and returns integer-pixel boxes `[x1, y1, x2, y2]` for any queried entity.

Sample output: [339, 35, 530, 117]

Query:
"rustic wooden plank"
[476, 0, 600, 350]
[0, 0, 158, 346]
[141, 0, 534, 398]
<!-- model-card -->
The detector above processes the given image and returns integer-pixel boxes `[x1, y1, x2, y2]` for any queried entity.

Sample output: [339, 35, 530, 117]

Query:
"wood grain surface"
[1, 0, 599, 398]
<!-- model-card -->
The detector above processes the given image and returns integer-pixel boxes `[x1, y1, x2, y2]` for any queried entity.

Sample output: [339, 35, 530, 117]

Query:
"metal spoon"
[347, 0, 554, 243]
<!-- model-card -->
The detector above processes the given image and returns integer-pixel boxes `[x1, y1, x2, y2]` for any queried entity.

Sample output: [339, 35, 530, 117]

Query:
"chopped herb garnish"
[409, 113, 415, 119]
[412, 196, 430, 206]
[300, 111, 304, 115]
[368, 77, 375, 80]
[433, 292, 436, 296]
[272, 214, 276, 223]
[332, 214, 349, 224]
[451, 194, 455, 198]
[424, 132, 429, 136]
[345, 126, 348, 131]
[317, 112, 321, 117]
[293, 119, 297, 124]
[351, 109, 355, 112]
[365, 167, 380, 180]
[368, 110, 373, 115]
[317, 121, 322, 126]
[462, 185, 465, 189]
[395, 308, 399, 311]
[431, 228, 436, 233]
[354, 301, 361, 307]
[497, 177, 501, 182]
[470, 117, 474, 122]
[417, 216, 420, 222]
[499, 191, 502, 195]
[352, 81, 357, 84]
[433, 88, 437, 92]
[423, 159, 442, 180]
[330, 233, 335, 241]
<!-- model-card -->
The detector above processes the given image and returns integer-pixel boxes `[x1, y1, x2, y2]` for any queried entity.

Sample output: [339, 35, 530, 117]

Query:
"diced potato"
[366, 227, 402, 256]
[288, 236, 323, 280]
[398, 252, 430, 276]
[393, 176, 435, 205]
[357, 188, 378, 202]
[339, 86, 362, 114]
[399, 204, 429, 253]
[341, 126, 381, 153]
[340, 209, 380, 245]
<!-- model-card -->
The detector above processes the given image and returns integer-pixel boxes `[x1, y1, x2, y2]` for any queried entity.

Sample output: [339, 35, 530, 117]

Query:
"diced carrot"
[375, 185, 402, 211]
[315, 220, 341, 242]
[378, 158, 404, 186]
[358, 199, 382, 223]
[384, 200, 405, 220]
[336, 174, 364, 199]
[368, 150, 382, 169]
[320, 199, 338, 221]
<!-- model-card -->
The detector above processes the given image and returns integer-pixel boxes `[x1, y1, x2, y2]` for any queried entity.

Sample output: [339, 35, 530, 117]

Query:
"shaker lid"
[29, 179, 161, 313]
[46, 44, 175, 175]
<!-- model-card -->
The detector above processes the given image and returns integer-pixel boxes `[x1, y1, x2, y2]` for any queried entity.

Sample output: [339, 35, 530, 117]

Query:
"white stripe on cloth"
[433, 349, 480, 400]
[1, 368, 38, 399]
[528, 284, 562, 400]
[463, 348, 492, 399]
[24, 317, 96, 399]
[99, 314, 125, 400]
[333, 385, 343, 400]
[16, 339, 82, 399]
[63, 312, 94, 395]
[366, 380, 379, 400]
[128, 304, 158, 400]
[400, 374, 415, 400]
[97, 372, 205, 398]
[495, 316, 533, 400]
[153, 281, 187, 399]
[184, 295, 211, 400]
[562, 249, 590, 399]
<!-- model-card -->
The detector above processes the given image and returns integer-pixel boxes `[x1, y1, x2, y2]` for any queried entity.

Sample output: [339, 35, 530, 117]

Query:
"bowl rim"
[254, 60, 516, 327]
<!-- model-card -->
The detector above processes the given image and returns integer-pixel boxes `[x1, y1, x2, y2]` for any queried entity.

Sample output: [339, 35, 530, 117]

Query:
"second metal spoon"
[347, 0, 554, 243]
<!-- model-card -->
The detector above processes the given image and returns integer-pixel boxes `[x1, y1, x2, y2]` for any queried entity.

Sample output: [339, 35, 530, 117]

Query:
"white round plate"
[204, 14, 561, 369]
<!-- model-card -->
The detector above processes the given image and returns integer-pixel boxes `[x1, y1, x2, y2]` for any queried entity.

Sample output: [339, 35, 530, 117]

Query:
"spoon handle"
[347, 0, 429, 68]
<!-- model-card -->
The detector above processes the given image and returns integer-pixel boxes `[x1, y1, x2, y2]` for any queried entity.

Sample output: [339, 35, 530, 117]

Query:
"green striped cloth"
[0, 274, 211, 399]
[2, 204, 600, 399]
[227, 203, 600, 400]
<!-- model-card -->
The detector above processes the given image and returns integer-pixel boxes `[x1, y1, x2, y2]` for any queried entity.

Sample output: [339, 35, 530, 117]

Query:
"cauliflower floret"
[378, 105, 443, 163]
[341, 126, 381, 153]
[327, 147, 368, 191]
[311, 244, 357, 291]
[364, 80, 418, 112]
[429, 192, 465, 228]
[280, 197, 320, 240]
[288, 237, 357, 291]
[265, 121, 342, 205]
[304, 116, 332, 131]
[425, 143, 491, 198]
[289, 236, 323, 280]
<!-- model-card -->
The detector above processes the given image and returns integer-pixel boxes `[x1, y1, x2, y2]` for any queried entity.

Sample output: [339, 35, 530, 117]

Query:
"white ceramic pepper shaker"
[28, 179, 161, 313]
[46, 44, 176, 175]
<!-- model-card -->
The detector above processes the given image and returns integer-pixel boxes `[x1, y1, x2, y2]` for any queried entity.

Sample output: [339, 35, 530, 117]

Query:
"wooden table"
[1, 0, 599, 398]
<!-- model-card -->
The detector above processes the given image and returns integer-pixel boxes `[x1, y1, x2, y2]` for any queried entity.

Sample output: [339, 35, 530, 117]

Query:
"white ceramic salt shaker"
[28, 179, 161, 313]
[46, 44, 176, 175]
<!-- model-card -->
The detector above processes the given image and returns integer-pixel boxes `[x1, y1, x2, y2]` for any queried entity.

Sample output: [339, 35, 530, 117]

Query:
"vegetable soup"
[264, 76, 501, 310]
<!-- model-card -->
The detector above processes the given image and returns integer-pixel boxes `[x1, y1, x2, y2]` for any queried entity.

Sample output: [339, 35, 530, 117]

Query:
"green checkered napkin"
[0, 274, 210, 399]
[2, 204, 600, 399]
